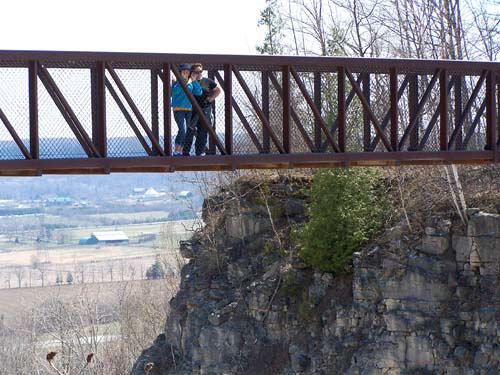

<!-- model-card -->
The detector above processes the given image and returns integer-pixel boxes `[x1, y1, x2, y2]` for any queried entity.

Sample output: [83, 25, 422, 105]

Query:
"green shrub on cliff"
[295, 168, 386, 274]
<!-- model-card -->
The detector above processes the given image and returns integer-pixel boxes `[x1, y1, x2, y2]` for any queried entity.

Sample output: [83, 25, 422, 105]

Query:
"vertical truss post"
[282, 65, 291, 153]
[363, 73, 371, 151]
[262, 71, 270, 153]
[486, 70, 496, 152]
[151, 68, 159, 155]
[224, 64, 233, 155]
[314, 72, 322, 152]
[208, 70, 216, 155]
[28, 60, 39, 159]
[95, 62, 106, 157]
[498, 78, 500, 147]
[337, 66, 346, 152]
[454, 75, 463, 150]
[409, 74, 419, 150]
[390, 68, 398, 151]
[162, 63, 171, 156]
[91, 66, 98, 148]
[440, 69, 448, 151]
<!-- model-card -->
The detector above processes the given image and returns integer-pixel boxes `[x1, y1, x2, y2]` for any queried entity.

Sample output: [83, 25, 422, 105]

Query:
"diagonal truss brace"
[106, 63, 165, 156]
[345, 68, 393, 151]
[38, 64, 101, 158]
[268, 72, 315, 152]
[232, 66, 285, 154]
[418, 76, 456, 150]
[104, 78, 153, 156]
[214, 71, 264, 153]
[448, 70, 488, 149]
[464, 98, 487, 148]
[0, 107, 31, 159]
[398, 69, 440, 150]
[290, 67, 340, 152]
[370, 75, 411, 151]
[320, 73, 364, 152]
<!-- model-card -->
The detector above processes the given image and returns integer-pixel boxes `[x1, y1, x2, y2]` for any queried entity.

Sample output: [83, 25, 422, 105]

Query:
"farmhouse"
[178, 191, 193, 199]
[79, 231, 129, 245]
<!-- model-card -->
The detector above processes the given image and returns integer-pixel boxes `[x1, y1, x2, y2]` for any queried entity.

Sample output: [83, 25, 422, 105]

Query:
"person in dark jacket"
[171, 63, 202, 155]
[182, 63, 221, 156]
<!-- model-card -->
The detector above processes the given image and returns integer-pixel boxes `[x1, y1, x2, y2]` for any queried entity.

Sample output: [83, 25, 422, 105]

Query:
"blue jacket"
[171, 80, 202, 111]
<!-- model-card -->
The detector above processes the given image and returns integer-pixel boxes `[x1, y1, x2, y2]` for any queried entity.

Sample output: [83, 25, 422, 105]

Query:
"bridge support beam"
[29, 60, 39, 159]
[337, 66, 346, 152]
[162, 63, 172, 156]
[224, 64, 233, 155]
[282, 65, 291, 153]
[314, 72, 322, 152]
[409, 74, 419, 151]
[91, 62, 106, 157]
[262, 71, 270, 154]
[486, 70, 497, 154]
[363, 73, 371, 151]
[440, 69, 449, 151]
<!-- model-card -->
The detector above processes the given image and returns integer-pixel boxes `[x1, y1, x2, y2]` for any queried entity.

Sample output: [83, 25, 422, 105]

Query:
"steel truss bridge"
[0, 50, 498, 175]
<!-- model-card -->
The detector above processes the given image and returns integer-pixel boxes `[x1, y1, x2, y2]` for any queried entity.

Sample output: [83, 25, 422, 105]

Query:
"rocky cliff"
[131, 175, 500, 375]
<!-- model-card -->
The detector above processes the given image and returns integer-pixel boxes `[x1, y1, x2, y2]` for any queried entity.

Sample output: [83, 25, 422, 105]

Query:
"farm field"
[57, 219, 198, 242]
[0, 219, 198, 249]
[83, 210, 171, 222]
[0, 278, 171, 325]
[0, 220, 198, 289]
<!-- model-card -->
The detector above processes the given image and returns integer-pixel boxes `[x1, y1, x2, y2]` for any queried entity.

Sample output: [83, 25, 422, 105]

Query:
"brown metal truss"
[0, 50, 496, 175]
[214, 71, 263, 153]
[232, 65, 284, 153]
[0, 106, 31, 158]
[268, 71, 315, 152]
[106, 63, 165, 156]
[38, 63, 100, 157]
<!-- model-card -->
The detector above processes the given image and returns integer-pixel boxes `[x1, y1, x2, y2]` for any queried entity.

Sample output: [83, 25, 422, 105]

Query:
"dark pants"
[173, 110, 192, 147]
[183, 106, 212, 155]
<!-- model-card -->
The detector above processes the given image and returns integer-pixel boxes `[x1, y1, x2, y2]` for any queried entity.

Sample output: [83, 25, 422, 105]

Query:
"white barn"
[88, 231, 129, 244]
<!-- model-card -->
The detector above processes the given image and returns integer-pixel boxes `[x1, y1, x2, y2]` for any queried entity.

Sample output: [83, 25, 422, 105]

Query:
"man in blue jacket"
[171, 64, 202, 155]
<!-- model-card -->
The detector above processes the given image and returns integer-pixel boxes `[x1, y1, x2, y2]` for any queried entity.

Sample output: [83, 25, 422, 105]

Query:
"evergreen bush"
[66, 272, 74, 285]
[145, 259, 165, 280]
[295, 168, 386, 274]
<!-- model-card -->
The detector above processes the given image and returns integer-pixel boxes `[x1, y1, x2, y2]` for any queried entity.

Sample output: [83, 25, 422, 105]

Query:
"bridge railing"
[0, 50, 498, 171]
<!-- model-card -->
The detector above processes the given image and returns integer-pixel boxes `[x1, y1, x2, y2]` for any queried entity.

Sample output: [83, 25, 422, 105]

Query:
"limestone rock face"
[131, 180, 500, 375]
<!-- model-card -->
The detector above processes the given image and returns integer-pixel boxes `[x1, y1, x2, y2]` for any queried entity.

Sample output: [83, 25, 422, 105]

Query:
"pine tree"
[256, 0, 284, 55]
[145, 260, 165, 280]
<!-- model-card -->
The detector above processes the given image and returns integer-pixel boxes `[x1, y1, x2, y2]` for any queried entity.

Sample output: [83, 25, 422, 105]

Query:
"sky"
[0, 0, 267, 55]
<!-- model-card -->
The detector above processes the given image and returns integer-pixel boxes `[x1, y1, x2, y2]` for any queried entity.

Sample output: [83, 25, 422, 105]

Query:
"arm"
[190, 79, 203, 96]
[171, 81, 181, 96]
[207, 84, 221, 102]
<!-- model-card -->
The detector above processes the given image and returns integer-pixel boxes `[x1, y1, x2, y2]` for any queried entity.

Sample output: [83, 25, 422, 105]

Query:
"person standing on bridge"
[171, 63, 202, 156]
[182, 63, 221, 156]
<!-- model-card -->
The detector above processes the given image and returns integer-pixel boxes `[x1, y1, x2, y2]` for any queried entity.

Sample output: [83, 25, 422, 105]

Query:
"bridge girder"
[0, 50, 497, 174]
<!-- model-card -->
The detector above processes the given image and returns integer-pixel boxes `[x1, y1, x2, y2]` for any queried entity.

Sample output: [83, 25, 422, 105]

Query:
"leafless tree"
[4, 271, 11, 288]
[14, 267, 26, 288]
[38, 266, 47, 287]
[107, 261, 114, 282]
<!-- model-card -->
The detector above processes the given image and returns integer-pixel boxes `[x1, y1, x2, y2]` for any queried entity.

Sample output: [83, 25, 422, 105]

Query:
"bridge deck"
[0, 50, 498, 175]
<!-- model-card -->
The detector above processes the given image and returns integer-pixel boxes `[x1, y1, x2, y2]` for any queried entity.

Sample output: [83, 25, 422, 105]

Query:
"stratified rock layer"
[131, 177, 500, 375]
